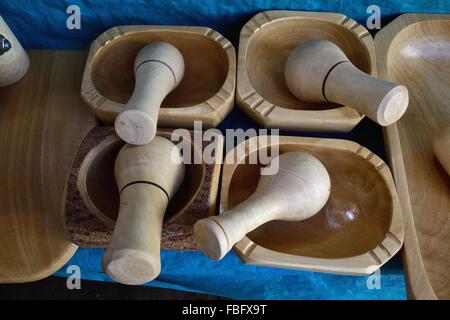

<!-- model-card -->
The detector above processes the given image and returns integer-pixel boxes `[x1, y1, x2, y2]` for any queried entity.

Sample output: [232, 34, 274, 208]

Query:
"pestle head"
[115, 42, 185, 145]
[285, 39, 348, 103]
[133, 42, 185, 88]
[114, 136, 185, 199]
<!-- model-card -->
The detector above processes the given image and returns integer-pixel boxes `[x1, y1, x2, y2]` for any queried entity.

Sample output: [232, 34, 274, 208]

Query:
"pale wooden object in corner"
[102, 137, 185, 285]
[218, 135, 403, 275]
[433, 128, 450, 175]
[0, 50, 97, 282]
[237, 11, 377, 132]
[81, 25, 236, 128]
[194, 151, 331, 260]
[114, 42, 184, 145]
[376, 13, 450, 299]
[285, 40, 409, 126]
[0, 16, 29, 86]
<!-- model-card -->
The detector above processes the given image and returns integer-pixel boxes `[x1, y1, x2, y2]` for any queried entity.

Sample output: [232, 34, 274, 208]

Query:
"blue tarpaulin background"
[2, 0, 449, 299]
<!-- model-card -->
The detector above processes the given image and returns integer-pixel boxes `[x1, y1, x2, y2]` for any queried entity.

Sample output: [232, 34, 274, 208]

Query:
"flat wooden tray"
[65, 127, 223, 250]
[82, 25, 236, 128]
[220, 136, 403, 275]
[376, 13, 450, 299]
[0, 50, 97, 282]
[237, 10, 376, 132]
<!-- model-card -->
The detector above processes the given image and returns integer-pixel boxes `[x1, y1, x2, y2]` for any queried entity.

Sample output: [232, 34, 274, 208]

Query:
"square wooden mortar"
[81, 25, 236, 128]
[64, 127, 223, 250]
[237, 11, 376, 132]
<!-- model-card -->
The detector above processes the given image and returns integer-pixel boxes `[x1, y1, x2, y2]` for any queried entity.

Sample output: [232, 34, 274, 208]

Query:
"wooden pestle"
[193, 151, 331, 261]
[102, 136, 185, 285]
[284, 39, 409, 126]
[114, 42, 184, 145]
[433, 127, 450, 175]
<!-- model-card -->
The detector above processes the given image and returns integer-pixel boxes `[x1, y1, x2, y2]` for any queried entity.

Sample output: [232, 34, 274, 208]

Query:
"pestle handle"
[324, 62, 409, 126]
[102, 183, 168, 285]
[114, 42, 184, 145]
[194, 191, 283, 261]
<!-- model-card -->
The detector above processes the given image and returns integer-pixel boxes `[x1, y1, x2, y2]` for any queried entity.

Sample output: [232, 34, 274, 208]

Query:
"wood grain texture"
[0, 50, 97, 282]
[65, 127, 223, 250]
[220, 135, 403, 275]
[237, 10, 376, 132]
[376, 13, 450, 300]
[82, 25, 236, 128]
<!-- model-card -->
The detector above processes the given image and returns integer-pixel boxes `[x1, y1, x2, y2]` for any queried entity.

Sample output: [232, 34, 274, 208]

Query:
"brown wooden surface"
[237, 10, 376, 132]
[82, 25, 236, 128]
[0, 50, 97, 282]
[220, 136, 403, 275]
[376, 13, 450, 300]
[65, 127, 223, 250]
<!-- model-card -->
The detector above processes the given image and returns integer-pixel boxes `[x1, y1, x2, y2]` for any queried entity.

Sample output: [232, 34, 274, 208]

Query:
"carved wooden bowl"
[237, 11, 376, 132]
[65, 127, 223, 250]
[82, 25, 236, 128]
[376, 13, 450, 299]
[220, 135, 403, 274]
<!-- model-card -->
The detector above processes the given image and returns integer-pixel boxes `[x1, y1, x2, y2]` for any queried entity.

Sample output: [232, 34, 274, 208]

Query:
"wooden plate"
[0, 50, 97, 282]
[65, 127, 223, 250]
[237, 10, 376, 132]
[82, 25, 236, 128]
[376, 13, 450, 299]
[220, 136, 403, 274]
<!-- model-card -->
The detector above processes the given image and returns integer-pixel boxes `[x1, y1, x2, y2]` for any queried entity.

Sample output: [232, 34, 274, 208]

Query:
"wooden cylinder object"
[102, 136, 185, 285]
[433, 127, 450, 175]
[193, 151, 331, 261]
[0, 16, 29, 86]
[285, 40, 409, 126]
[114, 42, 184, 145]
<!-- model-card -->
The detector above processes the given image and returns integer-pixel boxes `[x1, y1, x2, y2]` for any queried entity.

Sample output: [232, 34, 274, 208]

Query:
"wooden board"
[375, 13, 450, 299]
[220, 135, 403, 274]
[0, 50, 97, 282]
[237, 10, 376, 132]
[82, 25, 236, 128]
[65, 127, 223, 250]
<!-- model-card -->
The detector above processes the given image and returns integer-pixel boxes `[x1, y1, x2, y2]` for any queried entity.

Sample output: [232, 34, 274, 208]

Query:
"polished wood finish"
[219, 136, 403, 274]
[0, 16, 29, 86]
[433, 127, 450, 176]
[0, 50, 97, 282]
[194, 151, 330, 261]
[103, 137, 184, 285]
[285, 40, 409, 126]
[114, 42, 184, 145]
[237, 11, 376, 132]
[82, 25, 235, 128]
[376, 13, 450, 300]
[64, 127, 224, 250]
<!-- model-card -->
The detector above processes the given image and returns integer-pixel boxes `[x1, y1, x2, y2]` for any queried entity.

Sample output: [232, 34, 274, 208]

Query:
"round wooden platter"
[81, 25, 236, 128]
[237, 10, 376, 132]
[0, 50, 98, 283]
[376, 13, 450, 299]
[64, 127, 223, 250]
[220, 135, 403, 275]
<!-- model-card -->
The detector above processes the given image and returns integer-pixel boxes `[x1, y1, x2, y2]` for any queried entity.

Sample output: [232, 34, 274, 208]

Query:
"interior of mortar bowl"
[78, 134, 205, 225]
[225, 144, 392, 259]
